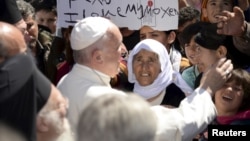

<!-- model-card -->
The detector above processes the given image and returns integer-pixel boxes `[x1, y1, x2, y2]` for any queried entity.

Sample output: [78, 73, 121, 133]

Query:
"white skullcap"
[70, 17, 110, 50]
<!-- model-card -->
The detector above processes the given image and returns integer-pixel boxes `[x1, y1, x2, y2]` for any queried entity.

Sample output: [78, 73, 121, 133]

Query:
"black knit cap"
[0, 0, 22, 24]
[194, 22, 227, 50]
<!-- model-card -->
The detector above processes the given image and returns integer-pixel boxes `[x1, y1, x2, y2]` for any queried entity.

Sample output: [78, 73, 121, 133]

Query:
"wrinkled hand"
[216, 6, 246, 36]
[199, 58, 233, 96]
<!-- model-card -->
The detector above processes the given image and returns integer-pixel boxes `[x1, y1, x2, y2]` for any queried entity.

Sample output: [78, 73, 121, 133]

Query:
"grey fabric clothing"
[233, 22, 250, 56]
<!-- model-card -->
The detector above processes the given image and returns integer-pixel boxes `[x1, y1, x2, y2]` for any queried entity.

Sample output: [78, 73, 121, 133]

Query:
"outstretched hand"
[199, 58, 233, 96]
[216, 6, 246, 36]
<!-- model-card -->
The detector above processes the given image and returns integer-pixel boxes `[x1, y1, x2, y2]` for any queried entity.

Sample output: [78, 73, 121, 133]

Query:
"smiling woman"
[127, 39, 193, 107]
[132, 49, 161, 86]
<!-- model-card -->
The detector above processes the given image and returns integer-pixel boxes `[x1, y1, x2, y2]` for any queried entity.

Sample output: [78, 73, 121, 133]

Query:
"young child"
[199, 68, 250, 141]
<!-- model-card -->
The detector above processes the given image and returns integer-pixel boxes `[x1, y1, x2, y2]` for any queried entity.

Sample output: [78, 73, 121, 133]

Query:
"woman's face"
[195, 45, 220, 71]
[139, 26, 168, 47]
[215, 81, 244, 116]
[132, 49, 161, 86]
[184, 36, 199, 65]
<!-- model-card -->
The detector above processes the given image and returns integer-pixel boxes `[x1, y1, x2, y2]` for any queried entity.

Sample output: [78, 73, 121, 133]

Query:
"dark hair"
[194, 22, 227, 50]
[178, 6, 200, 27]
[16, 0, 35, 20]
[227, 69, 250, 112]
[164, 30, 172, 35]
[178, 21, 208, 47]
[31, 0, 57, 16]
[164, 30, 183, 53]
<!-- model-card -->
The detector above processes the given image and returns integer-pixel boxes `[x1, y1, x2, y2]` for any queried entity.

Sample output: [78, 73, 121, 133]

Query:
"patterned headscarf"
[127, 39, 193, 99]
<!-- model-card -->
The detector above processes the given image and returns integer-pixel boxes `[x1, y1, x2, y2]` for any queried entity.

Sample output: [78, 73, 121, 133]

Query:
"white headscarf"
[127, 39, 193, 99]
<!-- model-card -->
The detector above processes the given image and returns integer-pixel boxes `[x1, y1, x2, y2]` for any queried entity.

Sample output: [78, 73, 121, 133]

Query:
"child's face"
[214, 80, 244, 116]
[139, 26, 169, 48]
[202, 0, 233, 23]
[184, 36, 199, 65]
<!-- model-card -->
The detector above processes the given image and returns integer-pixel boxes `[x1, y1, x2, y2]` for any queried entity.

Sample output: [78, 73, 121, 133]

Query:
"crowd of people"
[0, 0, 250, 141]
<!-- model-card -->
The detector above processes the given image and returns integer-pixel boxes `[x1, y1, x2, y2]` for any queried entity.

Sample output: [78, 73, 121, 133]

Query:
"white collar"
[74, 64, 111, 87]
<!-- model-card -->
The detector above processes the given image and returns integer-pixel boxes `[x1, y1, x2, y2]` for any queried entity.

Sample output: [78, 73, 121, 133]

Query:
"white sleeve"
[151, 88, 217, 141]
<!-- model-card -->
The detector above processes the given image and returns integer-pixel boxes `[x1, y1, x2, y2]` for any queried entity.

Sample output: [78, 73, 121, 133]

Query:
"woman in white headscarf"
[127, 39, 193, 107]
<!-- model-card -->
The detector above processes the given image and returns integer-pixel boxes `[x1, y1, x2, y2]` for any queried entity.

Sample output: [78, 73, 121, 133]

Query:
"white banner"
[57, 0, 179, 30]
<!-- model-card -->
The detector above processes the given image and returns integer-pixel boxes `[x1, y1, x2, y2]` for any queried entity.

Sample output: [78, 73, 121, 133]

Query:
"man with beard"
[36, 85, 74, 141]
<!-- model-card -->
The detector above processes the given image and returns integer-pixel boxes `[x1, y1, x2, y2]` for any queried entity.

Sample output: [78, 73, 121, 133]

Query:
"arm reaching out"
[216, 7, 246, 36]
[152, 58, 233, 141]
[216, 6, 250, 56]
[199, 58, 233, 95]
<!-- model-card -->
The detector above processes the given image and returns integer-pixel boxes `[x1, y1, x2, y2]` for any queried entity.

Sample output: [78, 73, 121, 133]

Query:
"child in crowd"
[178, 22, 206, 89]
[200, 0, 250, 69]
[199, 68, 250, 141]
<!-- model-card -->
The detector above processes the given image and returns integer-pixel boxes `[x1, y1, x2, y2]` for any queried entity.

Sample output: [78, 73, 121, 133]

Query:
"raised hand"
[199, 58, 233, 96]
[216, 6, 246, 36]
